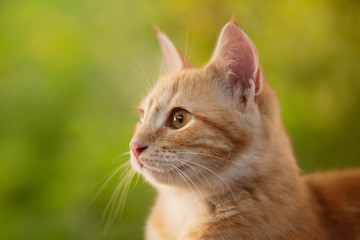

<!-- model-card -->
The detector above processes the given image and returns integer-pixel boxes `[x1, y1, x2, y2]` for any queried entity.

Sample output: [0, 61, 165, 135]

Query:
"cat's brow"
[167, 79, 180, 104]
[152, 92, 175, 128]
[146, 98, 154, 112]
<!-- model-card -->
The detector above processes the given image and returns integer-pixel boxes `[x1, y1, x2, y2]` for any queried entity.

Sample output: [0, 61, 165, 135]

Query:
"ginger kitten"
[129, 19, 360, 240]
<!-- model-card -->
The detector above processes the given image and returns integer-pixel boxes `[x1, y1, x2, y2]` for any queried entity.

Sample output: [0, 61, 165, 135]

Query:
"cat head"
[129, 20, 281, 193]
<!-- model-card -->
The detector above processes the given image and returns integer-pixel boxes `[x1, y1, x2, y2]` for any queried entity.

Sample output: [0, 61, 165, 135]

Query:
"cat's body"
[129, 19, 360, 240]
[146, 170, 360, 240]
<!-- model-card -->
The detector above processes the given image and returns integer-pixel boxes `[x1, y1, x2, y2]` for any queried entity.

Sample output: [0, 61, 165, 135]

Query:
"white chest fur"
[159, 189, 207, 239]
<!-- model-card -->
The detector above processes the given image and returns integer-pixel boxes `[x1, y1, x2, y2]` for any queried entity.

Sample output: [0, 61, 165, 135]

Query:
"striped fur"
[129, 21, 360, 240]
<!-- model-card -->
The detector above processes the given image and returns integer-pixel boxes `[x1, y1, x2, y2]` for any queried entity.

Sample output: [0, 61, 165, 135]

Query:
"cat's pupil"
[178, 114, 183, 123]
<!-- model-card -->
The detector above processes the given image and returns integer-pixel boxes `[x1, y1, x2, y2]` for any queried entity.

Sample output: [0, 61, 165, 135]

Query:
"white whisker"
[112, 151, 131, 163]
[173, 164, 197, 198]
[102, 166, 136, 233]
[120, 49, 153, 93]
[177, 150, 230, 162]
[133, 173, 141, 188]
[102, 166, 131, 224]
[86, 160, 130, 211]
[127, 54, 152, 92]
[184, 29, 190, 68]
[108, 170, 135, 229]
[174, 158, 213, 190]
[176, 158, 235, 200]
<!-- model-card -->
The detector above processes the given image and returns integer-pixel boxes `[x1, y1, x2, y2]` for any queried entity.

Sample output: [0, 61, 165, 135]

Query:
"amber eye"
[136, 107, 144, 123]
[170, 109, 191, 129]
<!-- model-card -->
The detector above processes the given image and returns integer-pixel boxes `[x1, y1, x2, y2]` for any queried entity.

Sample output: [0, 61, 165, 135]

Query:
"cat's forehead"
[139, 69, 207, 111]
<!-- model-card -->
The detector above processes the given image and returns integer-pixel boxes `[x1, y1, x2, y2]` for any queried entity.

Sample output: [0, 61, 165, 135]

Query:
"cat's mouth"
[136, 157, 169, 173]
[131, 155, 202, 186]
[137, 157, 188, 176]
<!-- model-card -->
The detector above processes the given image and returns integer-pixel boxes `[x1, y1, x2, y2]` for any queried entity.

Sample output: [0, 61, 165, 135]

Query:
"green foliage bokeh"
[0, 0, 359, 239]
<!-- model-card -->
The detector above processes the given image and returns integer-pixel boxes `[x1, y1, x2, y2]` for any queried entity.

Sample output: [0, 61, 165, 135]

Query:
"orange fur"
[129, 20, 360, 240]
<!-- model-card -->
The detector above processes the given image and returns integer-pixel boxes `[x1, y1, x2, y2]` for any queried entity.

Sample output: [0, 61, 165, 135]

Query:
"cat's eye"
[170, 109, 191, 129]
[136, 107, 144, 123]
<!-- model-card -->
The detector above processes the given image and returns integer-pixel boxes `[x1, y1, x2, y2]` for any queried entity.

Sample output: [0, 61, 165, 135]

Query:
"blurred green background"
[0, 0, 359, 239]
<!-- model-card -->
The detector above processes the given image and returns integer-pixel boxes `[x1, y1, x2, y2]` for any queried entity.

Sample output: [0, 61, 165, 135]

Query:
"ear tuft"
[153, 24, 163, 34]
[230, 13, 237, 24]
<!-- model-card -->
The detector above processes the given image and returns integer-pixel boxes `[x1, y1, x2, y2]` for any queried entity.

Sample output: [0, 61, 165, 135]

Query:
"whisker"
[173, 164, 203, 198]
[165, 155, 210, 188]
[119, 82, 146, 99]
[179, 165, 204, 198]
[163, 164, 173, 185]
[176, 158, 235, 200]
[85, 161, 131, 210]
[112, 151, 131, 163]
[102, 166, 131, 225]
[107, 170, 135, 229]
[184, 29, 190, 68]
[174, 158, 213, 190]
[122, 50, 153, 92]
[173, 164, 197, 198]
[102, 167, 137, 233]
[133, 173, 141, 188]
[176, 150, 230, 162]
[181, 148, 248, 169]
[137, 56, 157, 86]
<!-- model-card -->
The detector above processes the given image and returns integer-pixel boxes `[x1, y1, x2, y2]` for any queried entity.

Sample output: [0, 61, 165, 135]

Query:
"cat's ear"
[154, 25, 194, 73]
[210, 20, 263, 103]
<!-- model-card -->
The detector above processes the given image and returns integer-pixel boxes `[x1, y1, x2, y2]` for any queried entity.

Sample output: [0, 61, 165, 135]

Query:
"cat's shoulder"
[304, 168, 360, 198]
[304, 168, 360, 189]
[303, 168, 360, 238]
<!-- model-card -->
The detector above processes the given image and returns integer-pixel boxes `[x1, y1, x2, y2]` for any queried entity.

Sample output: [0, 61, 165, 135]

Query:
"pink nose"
[130, 143, 148, 158]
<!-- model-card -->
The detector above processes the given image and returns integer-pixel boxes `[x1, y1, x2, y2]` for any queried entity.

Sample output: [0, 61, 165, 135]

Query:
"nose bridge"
[131, 125, 153, 146]
[130, 98, 167, 148]
[148, 95, 171, 129]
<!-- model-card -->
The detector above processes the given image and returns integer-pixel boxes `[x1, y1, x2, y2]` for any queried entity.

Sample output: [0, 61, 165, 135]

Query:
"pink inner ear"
[214, 23, 262, 95]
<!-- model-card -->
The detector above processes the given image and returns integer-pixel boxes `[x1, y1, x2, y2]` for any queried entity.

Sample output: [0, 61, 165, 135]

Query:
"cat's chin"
[136, 166, 175, 187]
